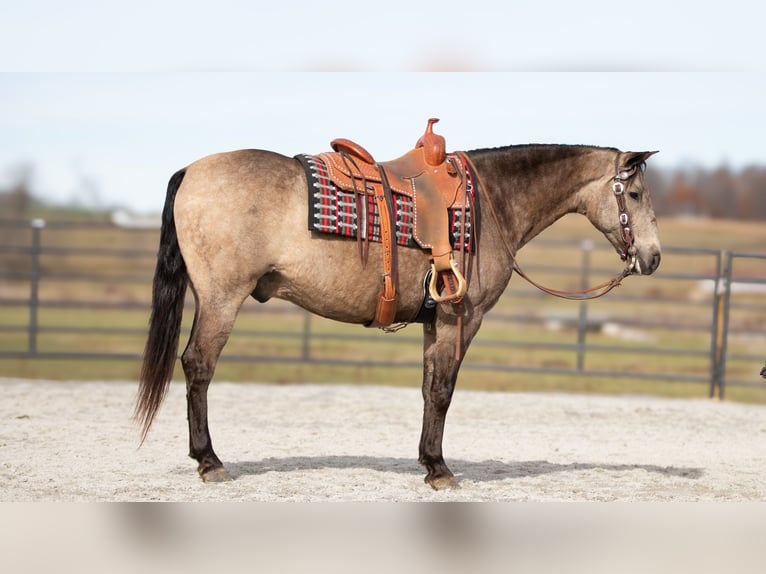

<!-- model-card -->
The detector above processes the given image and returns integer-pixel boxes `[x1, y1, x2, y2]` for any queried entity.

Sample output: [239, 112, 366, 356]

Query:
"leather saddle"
[317, 118, 471, 327]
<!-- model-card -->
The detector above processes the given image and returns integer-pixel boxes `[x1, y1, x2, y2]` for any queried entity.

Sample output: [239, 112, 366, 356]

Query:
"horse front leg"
[418, 313, 481, 489]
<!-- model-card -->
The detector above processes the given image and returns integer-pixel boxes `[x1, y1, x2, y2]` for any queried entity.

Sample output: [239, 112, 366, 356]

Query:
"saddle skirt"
[317, 148, 470, 253]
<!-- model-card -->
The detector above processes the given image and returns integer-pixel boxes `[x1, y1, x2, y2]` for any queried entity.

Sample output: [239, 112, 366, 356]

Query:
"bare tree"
[0, 164, 34, 218]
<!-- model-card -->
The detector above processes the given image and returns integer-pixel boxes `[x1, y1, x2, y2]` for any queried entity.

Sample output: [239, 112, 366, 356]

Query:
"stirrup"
[428, 260, 467, 304]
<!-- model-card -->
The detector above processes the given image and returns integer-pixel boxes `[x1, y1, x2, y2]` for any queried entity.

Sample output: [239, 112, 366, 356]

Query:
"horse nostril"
[640, 250, 661, 275]
[650, 251, 661, 273]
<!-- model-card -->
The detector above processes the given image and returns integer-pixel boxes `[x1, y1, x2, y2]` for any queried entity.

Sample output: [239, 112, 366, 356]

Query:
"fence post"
[710, 251, 730, 400]
[28, 218, 45, 355]
[576, 240, 593, 371]
[301, 310, 312, 361]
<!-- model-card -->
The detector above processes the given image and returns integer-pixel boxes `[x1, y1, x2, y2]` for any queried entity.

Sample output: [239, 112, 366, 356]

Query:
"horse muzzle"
[627, 247, 661, 276]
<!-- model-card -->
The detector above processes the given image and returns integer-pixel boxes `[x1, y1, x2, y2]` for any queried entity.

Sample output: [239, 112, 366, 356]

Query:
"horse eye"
[629, 192, 640, 201]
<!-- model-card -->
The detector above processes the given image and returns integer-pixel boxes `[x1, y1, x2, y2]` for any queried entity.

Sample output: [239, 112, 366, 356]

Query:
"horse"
[135, 139, 662, 490]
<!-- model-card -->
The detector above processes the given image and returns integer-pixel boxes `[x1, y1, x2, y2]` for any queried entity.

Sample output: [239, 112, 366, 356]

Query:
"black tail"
[135, 168, 188, 442]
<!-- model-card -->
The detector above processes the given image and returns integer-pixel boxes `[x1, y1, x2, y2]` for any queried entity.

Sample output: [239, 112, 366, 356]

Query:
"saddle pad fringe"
[296, 154, 475, 253]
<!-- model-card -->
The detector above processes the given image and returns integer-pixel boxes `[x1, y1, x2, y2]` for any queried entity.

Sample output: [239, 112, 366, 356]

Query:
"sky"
[1, 2, 765, 214]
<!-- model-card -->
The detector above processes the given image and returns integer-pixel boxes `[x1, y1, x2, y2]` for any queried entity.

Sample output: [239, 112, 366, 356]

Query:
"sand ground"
[1, 378, 765, 501]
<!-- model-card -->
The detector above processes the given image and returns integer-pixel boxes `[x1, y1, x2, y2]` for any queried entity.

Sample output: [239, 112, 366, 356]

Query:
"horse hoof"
[200, 467, 232, 483]
[427, 475, 458, 490]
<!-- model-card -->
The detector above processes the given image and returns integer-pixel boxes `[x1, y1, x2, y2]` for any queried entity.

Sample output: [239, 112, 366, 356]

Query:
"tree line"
[647, 165, 766, 220]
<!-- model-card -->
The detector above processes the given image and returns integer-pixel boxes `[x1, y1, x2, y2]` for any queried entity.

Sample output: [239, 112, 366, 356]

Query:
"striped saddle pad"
[296, 154, 475, 253]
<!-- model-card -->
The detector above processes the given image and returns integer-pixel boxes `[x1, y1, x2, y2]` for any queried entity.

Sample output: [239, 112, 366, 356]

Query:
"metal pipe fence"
[1, 218, 765, 397]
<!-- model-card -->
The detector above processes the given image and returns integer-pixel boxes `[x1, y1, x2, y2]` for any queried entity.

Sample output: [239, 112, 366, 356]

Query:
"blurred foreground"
[3, 503, 764, 574]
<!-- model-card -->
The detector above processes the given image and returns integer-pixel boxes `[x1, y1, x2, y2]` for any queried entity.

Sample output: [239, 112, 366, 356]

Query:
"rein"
[457, 151, 639, 301]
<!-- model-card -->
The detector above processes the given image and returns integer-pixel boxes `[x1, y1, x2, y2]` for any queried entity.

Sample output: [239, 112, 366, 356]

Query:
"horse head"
[582, 150, 661, 276]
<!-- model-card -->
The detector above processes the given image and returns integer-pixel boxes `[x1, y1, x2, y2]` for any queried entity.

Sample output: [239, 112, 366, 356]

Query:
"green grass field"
[1, 215, 765, 403]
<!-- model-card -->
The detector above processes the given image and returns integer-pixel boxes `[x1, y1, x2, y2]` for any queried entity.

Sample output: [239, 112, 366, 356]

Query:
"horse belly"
[263, 237, 431, 325]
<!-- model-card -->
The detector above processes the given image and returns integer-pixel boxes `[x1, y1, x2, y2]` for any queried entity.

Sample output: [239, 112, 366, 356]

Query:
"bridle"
[457, 151, 642, 301]
[612, 156, 641, 274]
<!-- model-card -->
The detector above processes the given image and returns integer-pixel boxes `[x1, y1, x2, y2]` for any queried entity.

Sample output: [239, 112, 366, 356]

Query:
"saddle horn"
[416, 118, 446, 167]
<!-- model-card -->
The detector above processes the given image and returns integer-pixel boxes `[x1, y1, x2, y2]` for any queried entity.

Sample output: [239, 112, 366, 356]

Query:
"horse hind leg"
[181, 293, 245, 482]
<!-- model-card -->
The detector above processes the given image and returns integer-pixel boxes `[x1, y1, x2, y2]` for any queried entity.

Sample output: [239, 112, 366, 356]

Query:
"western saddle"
[317, 118, 473, 328]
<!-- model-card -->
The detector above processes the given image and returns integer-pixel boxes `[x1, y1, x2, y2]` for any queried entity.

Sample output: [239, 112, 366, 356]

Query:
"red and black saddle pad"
[296, 154, 476, 253]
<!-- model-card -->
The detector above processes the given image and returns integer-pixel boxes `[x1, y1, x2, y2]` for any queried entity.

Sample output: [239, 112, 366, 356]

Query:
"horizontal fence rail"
[1, 218, 765, 399]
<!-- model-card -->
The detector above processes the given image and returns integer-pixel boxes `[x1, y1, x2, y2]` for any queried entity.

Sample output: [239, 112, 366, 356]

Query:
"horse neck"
[468, 145, 609, 251]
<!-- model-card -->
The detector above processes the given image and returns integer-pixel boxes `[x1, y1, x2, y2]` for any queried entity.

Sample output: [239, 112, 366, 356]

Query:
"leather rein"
[457, 151, 641, 301]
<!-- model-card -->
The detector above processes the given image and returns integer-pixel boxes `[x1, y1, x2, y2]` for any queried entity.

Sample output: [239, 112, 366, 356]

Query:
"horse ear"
[623, 150, 659, 169]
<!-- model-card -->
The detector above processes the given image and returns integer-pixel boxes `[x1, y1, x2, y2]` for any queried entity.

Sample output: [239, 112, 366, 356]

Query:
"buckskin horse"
[135, 120, 661, 489]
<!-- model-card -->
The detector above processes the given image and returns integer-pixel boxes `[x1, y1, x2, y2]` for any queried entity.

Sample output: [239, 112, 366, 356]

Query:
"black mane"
[467, 143, 618, 156]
